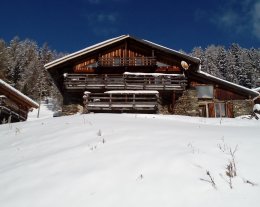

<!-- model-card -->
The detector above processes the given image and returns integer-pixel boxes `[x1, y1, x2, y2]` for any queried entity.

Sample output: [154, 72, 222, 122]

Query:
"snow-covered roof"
[0, 79, 39, 108]
[104, 90, 159, 94]
[197, 71, 259, 97]
[253, 104, 260, 111]
[45, 35, 128, 69]
[253, 87, 260, 92]
[44, 35, 200, 70]
[124, 72, 184, 77]
[142, 39, 200, 63]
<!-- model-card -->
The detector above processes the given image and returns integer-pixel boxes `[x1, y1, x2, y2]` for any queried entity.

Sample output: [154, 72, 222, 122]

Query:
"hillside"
[0, 112, 260, 207]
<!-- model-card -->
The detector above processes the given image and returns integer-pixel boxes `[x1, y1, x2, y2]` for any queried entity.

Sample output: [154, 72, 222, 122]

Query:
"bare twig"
[200, 170, 217, 189]
[97, 129, 102, 136]
[242, 178, 258, 186]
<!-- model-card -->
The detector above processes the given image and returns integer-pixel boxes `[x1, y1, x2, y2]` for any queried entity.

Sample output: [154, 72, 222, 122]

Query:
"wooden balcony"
[98, 57, 156, 67]
[83, 91, 159, 112]
[64, 73, 187, 91]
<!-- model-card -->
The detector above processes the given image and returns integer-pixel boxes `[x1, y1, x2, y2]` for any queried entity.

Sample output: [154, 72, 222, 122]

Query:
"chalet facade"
[45, 35, 259, 118]
[0, 79, 39, 123]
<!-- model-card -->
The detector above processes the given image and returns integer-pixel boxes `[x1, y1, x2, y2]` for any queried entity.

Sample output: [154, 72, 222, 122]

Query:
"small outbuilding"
[0, 79, 39, 123]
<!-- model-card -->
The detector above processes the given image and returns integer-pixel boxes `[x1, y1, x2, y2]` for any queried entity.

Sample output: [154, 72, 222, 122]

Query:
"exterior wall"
[0, 87, 31, 122]
[173, 89, 254, 118]
[173, 90, 200, 116]
[72, 43, 182, 74]
[62, 104, 83, 116]
[232, 100, 254, 117]
[215, 87, 247, 100]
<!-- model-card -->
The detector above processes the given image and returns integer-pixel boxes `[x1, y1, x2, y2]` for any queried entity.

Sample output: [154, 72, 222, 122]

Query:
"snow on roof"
[253, 104, 260, 111]
[0, 79, 39, 108]
[142, 39, 200, 63]
[198, 71, 260, 97]
[124, 72, 184, 77]
[253, 87, 260, 92]
[44, 35, 200, 70]
[104, 90, 159, 94]
[45, 35, 129, 69]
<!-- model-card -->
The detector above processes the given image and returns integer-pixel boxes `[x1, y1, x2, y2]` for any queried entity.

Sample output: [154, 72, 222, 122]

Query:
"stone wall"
[173, 89, 200, 116]
[232, 100, 254, 117]
[62, 104, 84, 116]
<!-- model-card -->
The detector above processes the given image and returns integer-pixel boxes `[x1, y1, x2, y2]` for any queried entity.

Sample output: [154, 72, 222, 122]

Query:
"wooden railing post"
[109, 94, 112, 109]
[133, 94, 136, 109]
[162, 76, 165, 90]
[123, 74, 127, 89]
[104, 74, 107, 88]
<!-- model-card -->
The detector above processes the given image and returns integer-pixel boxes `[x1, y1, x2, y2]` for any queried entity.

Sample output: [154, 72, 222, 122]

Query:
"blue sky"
[1, 0, 259, 53]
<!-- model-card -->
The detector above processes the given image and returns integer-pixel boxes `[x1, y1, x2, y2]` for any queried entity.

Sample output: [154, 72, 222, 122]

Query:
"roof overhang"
[44, 34, 200, 71]
[0, 79, 39, 108]
[194, 71, 260, 98]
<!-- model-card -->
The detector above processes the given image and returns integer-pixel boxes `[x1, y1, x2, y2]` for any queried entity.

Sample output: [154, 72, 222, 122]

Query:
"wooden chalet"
[0, 79, 39, 123]
[45, 35, 259, 117]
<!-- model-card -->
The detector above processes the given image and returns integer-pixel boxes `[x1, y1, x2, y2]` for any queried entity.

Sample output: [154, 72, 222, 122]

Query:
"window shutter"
[208, 103, 215, 117]
[226, 102, 233, 118]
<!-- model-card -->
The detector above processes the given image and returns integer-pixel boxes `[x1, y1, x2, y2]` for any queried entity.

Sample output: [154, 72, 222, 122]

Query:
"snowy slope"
[0, 113, 260, 207]
[27, 101, 56, 121]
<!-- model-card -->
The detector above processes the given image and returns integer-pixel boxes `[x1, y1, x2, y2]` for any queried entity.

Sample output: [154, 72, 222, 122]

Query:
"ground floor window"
[198, 102, 229, 118]
[199, 104, 208, 117]
[215, 102, 226, 117]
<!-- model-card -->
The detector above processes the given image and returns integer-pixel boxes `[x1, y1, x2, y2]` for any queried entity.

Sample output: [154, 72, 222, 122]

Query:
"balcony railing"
[64, 73, 187, 91]
[83, 91, 159, 112]
[98, 57, 157, 67]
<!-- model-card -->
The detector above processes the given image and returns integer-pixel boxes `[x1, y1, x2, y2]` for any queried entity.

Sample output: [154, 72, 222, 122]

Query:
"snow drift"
[0, 112, 260, 207]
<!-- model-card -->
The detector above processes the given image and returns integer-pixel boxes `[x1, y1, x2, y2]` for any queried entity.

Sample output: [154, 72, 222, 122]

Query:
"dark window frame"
[196, 85, 214, 99]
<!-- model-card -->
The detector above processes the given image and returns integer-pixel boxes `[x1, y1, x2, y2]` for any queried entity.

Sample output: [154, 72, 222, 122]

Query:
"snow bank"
[253, 104, 260, 112]
[27, 101, 55, 121]
[124, 72, 184, 77]
[104, 90, 159, 94]
[0, 114, 259, 207]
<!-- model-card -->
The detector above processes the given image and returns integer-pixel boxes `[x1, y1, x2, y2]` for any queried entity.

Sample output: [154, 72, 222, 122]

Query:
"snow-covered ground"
[0, 110, 260, 207]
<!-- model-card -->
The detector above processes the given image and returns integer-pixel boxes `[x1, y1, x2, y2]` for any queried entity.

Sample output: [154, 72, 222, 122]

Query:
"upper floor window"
[113, 57, 121, 66]
[135, 57, 142, 66]
[196, 85, 213, 99]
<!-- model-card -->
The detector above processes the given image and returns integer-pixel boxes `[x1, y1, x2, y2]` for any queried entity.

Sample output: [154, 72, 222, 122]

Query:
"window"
[135, 57, 142, 66]
[196, 85, 213, 99]
[215, 102, 226, 117]
[113, 57, 121, 66]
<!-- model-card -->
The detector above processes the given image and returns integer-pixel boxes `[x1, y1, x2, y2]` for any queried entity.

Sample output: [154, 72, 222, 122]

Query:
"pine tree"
[216, 46, 228, 79]
[191, 47, 205, 71]
[248, 48, 260, 88]
[204, 45, 219, 76]
[226, 44, 243, 84]
[0, 39, 8, 80]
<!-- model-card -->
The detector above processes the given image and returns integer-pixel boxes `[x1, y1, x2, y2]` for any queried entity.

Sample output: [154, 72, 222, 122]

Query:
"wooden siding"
[0, 87, 31, 111]
[215, 87, 247, 100]
[73, 58, 96, 73]
[190, 81, 249, 100]
[72, 44, 181, 73]
[0, 96, 28, 121]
